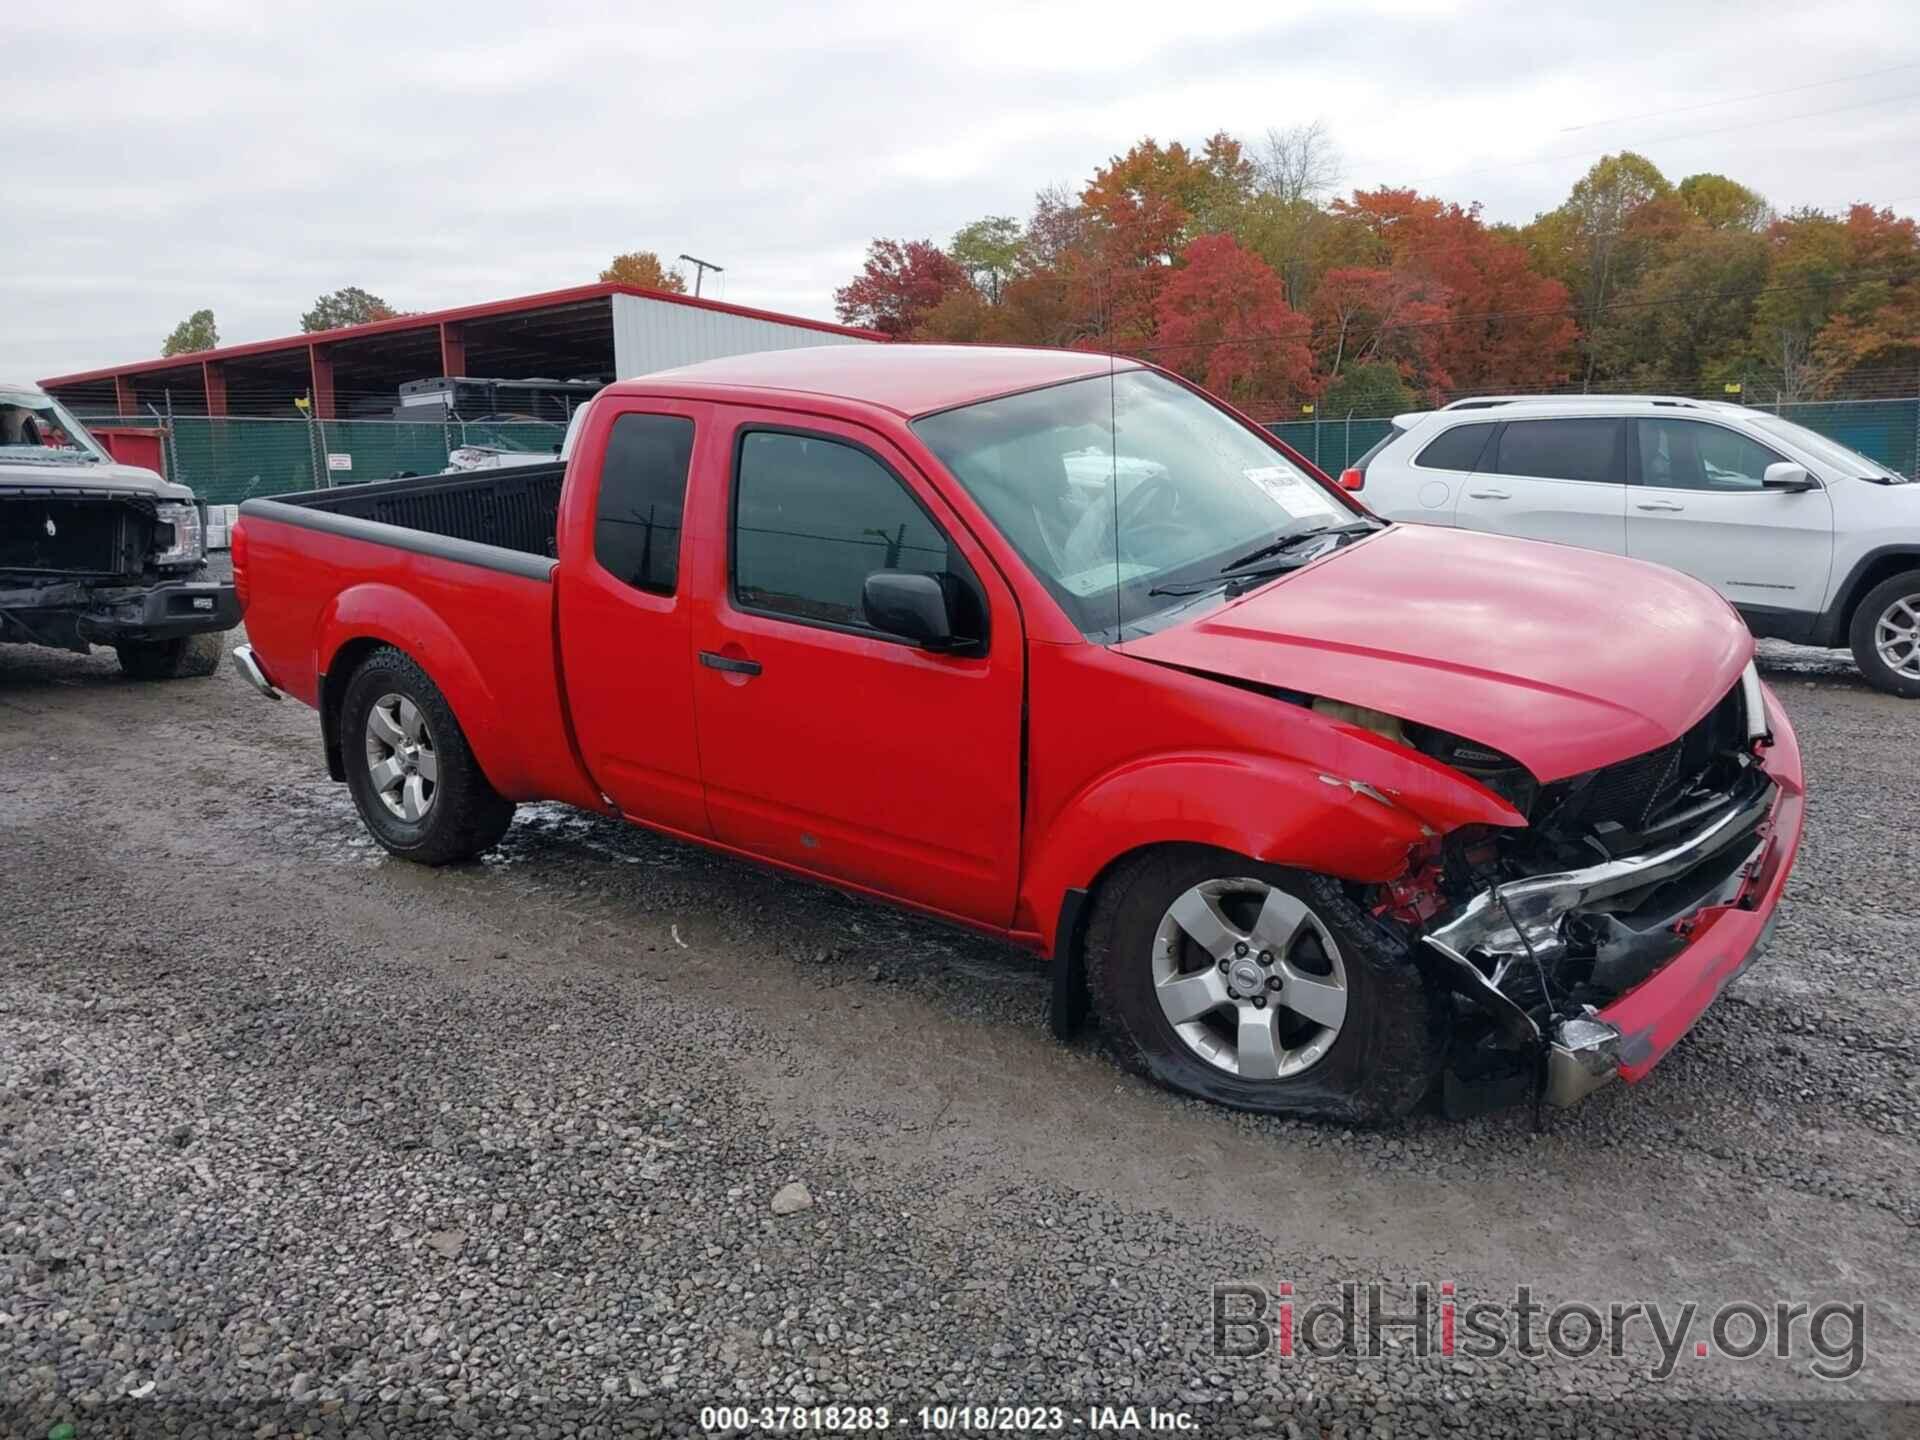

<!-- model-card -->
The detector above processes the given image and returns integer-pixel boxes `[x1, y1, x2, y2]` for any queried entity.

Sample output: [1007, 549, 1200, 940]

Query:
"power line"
[1557, 60, 1920, 133]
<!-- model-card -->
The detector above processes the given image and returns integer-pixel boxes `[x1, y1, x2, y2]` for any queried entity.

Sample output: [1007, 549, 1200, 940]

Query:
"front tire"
[115, 631, 222, 680]
[339, 647, 515, 864]
[1085, 847, 1442, 1121]
[1849, 570, 1920, 698]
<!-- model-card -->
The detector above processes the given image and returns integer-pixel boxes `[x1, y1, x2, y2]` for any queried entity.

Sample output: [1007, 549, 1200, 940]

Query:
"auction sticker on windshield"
[1244, 465, 1341, 521]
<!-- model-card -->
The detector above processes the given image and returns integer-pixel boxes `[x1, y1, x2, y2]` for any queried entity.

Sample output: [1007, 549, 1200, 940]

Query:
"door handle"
[1466, 487, 1511, 500]
[699, 650, 762, 677]
[1635, 500, 1685, 512]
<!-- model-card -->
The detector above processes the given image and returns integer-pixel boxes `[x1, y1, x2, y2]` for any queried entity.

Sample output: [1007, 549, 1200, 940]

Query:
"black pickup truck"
[0, 383, 238, 678]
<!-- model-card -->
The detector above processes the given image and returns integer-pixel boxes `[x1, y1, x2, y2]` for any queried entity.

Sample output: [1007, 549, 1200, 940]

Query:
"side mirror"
[1762, 462, 1817, 493]
[862, 571, 972, 651]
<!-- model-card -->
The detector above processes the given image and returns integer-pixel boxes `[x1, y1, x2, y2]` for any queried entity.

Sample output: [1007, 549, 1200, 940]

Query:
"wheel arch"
[312, 585, 507, 792]
[1822, 546, 1920, 646]
[1020, 750, 1509, 956]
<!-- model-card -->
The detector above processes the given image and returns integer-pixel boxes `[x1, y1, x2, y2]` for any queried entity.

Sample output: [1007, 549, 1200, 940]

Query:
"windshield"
[1748, 413, 1908, 482]
[913, 369, 1356, 639]
[0, 389, 106, 463]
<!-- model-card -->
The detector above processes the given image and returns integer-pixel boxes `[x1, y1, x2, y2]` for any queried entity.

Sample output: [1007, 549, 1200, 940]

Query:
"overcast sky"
[9, 0, 1919, 380]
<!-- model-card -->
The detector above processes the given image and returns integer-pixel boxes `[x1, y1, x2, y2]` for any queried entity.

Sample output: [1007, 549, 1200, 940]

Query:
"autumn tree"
[600, 250, 687, 292]
[1153, 234, 1315, 413]
[834, 238, 972, 337]
[1807, 206, 1920, 391]
[1308, 267, 1453, 395]
[1255, 121, 1341, 205]
[1337, 189, 1576, 392]
[161, 309, 219, 357]
[301, 287, 401, 333]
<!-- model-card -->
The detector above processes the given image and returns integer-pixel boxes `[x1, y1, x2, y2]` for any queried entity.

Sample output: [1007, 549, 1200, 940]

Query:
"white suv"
[1346, 396, 1920, 696]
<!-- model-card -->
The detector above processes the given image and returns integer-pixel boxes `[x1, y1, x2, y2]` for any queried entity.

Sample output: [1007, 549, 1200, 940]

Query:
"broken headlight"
[152, 501, 205, 566]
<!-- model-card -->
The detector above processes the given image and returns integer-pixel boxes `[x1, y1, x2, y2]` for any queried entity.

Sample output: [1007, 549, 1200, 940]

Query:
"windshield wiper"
[1219, 520, 1376, 575]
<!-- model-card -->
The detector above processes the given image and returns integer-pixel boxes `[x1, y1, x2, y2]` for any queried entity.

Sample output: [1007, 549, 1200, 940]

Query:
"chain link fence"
[80, 394, 1916, 501]
[85, 415, 565, 504]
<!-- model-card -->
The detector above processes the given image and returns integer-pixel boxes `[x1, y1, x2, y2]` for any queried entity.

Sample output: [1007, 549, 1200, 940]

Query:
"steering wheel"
[1113, 473, 1194, 563]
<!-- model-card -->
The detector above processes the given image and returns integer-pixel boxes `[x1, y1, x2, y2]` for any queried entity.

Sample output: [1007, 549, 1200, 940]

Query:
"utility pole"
[678, 254, 724, 298]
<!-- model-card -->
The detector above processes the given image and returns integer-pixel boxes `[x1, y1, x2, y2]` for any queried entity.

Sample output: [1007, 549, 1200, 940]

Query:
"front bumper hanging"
[1423, 727, 1803, 1107]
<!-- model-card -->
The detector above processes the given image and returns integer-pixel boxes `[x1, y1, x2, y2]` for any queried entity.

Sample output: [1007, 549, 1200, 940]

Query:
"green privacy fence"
[1266, 417, 1399, 474]
[1267, 398, 1920, 478]
[84, 397, 1916, 503]
[89, 415, 565, 504]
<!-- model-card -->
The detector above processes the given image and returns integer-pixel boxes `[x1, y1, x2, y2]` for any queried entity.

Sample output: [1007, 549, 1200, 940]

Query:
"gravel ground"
[1, 623, 1916, 1438]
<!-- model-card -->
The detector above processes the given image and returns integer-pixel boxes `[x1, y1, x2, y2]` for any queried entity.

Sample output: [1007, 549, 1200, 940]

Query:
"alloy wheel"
[1874, 594, 1920, 680]
[1150, 877, 1348, 1080]
[364, 692, 438, 822]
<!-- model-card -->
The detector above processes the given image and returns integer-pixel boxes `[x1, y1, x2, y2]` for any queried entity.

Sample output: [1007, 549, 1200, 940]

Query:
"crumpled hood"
[1117, 525, 1754, 781]
[0, 458, 190, 500]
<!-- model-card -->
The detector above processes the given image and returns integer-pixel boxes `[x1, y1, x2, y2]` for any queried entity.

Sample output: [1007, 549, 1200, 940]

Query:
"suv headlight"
[153, 501, 206, 566]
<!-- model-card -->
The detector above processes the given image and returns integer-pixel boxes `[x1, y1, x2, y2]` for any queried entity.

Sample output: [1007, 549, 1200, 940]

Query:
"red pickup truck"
[232, 346, 1804, 1120]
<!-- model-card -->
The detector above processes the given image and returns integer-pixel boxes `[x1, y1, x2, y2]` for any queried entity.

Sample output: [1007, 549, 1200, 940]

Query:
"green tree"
[160, 308, 219, 357]
[949, 216, 1023, 303]
[1320, 361, 1414, 418]
[1591, 226, 1770, 388]
[1526, 152, 1673, 384]
[1676, 173, 1769, 232]
[300, 286, 401, 333]
[600, 251, 688, 292]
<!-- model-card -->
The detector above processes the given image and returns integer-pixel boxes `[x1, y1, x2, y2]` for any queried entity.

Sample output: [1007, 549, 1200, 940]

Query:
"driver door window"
[732, 430, 976, 635]
[1635, 418, 1784, 492]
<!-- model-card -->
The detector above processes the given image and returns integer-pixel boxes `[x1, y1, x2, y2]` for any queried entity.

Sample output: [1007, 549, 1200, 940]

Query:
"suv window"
[1492, 418, 1623, 484]
[733, 429, 971, 632]
[593, 413, 695, 595]
[1636, 418, 1785, 492]
[1415, 422, 1496, 471]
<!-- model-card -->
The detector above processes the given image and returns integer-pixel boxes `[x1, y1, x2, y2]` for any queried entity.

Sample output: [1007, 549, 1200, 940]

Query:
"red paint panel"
[1118, 524, 1754, 782]
[1606, 688, 1805, 1082]
[238, 514, 599, 811]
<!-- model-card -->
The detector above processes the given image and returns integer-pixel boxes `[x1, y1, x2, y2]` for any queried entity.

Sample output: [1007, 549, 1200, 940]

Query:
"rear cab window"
[594, 413, 695, 595]
[1492, 418, 1624, 484]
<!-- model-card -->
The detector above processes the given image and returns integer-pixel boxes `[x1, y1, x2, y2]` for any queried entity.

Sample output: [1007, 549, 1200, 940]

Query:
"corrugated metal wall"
[610, 294, 872, 376]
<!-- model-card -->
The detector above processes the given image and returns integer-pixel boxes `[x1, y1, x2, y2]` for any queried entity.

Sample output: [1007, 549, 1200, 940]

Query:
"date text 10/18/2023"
[697, 1404, 1199, 1432]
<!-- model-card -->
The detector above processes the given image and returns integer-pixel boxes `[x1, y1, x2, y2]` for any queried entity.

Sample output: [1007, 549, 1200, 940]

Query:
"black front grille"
[1567, 682, 1746, 832]
[0, 491, 155, 578]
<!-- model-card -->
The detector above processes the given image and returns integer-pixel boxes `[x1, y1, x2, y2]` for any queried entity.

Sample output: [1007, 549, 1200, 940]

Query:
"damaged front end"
[1380, 664, 1795, 1114]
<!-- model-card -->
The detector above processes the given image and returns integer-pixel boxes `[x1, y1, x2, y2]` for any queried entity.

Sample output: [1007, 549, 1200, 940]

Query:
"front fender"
[1020, 747, 1521, 952]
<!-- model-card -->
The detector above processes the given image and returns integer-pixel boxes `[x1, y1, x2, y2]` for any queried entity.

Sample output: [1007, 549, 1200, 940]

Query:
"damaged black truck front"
[0, 384, 238, 679]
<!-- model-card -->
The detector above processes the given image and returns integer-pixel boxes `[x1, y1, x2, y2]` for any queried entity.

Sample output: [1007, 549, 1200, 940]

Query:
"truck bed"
[260, 462, 566, 561]
[235, 461, 601, 811]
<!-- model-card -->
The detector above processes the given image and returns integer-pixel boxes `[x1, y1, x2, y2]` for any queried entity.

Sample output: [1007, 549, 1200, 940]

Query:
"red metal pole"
[309, 344, 336, 419]
[203, 360, 228, 417]
[439, 322, 466, 378]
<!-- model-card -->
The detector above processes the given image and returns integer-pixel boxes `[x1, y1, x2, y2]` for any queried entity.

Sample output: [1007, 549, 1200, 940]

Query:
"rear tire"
[1085, 847, 1442, 1122]
[115, 631, 222, 680]
[1849, 570, 1920, 698]
[339, 647, 515, 864]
